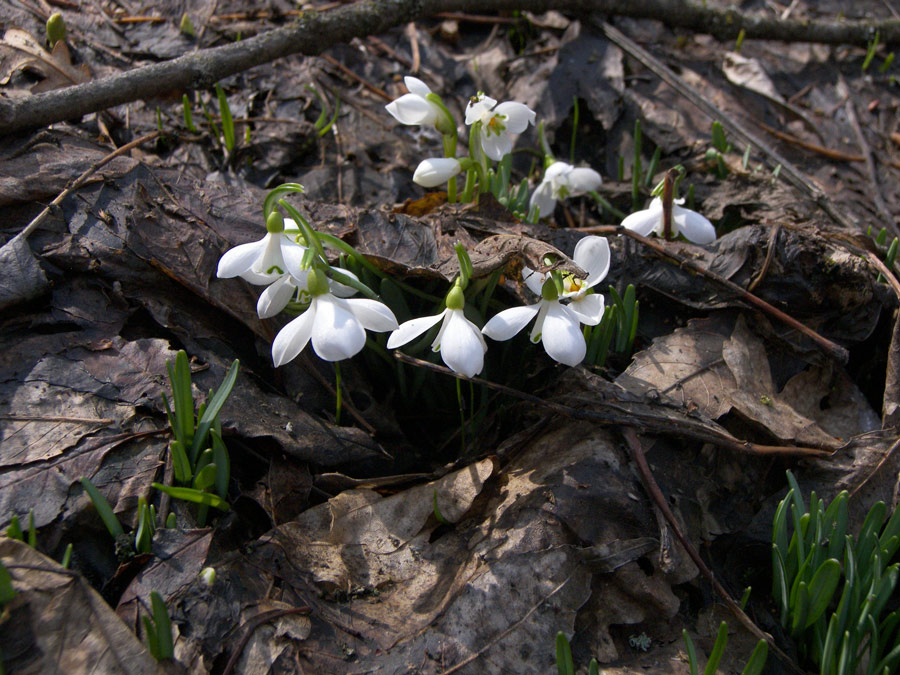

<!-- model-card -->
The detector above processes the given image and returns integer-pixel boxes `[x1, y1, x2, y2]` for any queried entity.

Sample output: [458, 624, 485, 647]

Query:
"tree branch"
[1, 0, 899, 135]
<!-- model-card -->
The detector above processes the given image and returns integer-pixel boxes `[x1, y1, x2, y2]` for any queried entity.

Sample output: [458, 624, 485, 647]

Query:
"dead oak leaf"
[0, 29, 91, 94]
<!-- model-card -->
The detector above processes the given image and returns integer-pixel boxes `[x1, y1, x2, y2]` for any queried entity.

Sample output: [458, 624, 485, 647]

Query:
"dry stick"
[394, 352, 832, 457]
[757, 121, 868, 164]
[6, 0, 900, 135]
[839, 77, 898, 238]
[620, 427, 802, 674]
[746, 224, 780, 293]
[221, 607, 311, 675]
[865, 250, 900, 301]
[849, 436, 900, 499]
[618, 226, 850, 363]
[598, 21, 863, 239]
[17, 130, 160, 241]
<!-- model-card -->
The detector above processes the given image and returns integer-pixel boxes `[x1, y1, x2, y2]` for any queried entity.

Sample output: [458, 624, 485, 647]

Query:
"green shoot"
[46, 13, 66, 48]
[863, 32, 880, 72]
[734, 28, 745, 53]
[215, 84, 235, 153]
[879, 52, 894, 74]
[556, 632, 574, 675]
[182, 95, 199, 133]
[180, 13, 196, 38]
[569, 96, 579, 163]
[143, 591, 174, 661]
[80, 477, 125, 539]
[0, 561, 15, 605]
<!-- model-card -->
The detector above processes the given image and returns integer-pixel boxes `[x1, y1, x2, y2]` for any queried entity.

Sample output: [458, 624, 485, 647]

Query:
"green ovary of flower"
[266, 211, 285, 233]
[306, 268, 329, 296]
[446, 285, 466, 310]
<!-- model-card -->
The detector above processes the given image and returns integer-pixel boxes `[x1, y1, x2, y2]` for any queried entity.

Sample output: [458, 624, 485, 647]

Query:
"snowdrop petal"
[673, 205, 717, 244]
[387, 311, 447, 349]
[257, 275, 297, 319]
[529, 181, 556, 220]
[480, 132, 513, 162]
[386, 94, 438, 126]
[493, 101, 536, 133]
[522, 267, 544, 297]
[567, 292, 605, 326]
[572, 235, 611, 289]
[465, 97, 497, 125]
[413, 158, 462, 188]
[440, 310, 485, 377]
[217, 239, 267, 278]
[482, 304, 541, 341]
[621, 201, 663, 237]
[280, 240, 307, 276]
[568, 167, 602, 193]
[347, 298, 399, 332]
[327, 267, 360, 298]
[403, 76, 432, 97]
[310, 296, 366, 361]
[272, 305, 316, 367]
[541, 304, 586, 366]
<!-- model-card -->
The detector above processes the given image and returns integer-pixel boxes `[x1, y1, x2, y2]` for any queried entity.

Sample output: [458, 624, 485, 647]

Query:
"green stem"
[328, 267, 381, 301]
[263, 183, 305, 219]
[334, 361, 342, 425]
[461, 169, 477, 203]
[278, 199, 326, 261]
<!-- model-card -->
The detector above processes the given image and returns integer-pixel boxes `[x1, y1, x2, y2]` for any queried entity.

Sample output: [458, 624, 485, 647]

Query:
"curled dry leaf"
[0, 29, 91, 94]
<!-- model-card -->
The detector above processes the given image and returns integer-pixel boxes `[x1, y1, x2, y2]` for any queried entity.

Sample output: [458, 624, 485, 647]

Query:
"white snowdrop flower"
[621, 197, 716, 244]
[465, 93, 536, 161]
[529, 161, 603, 218]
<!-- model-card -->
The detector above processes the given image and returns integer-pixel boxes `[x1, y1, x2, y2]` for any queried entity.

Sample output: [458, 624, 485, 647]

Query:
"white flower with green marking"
[529, 161, 602, 218]
[465, 94, 536, 161]
[621, 198, 716, 244]
[216, 214, 306, 285]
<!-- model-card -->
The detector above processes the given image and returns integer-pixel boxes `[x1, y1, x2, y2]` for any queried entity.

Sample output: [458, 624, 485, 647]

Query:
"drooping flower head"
[529, 161, 603, 219]
[272, 268, 398, 366]
[482, 236, 610, 366]
[465, 93, 536, 161]
[621, 197, 716, 244]
[413, 158, 463, 188]
[216, 212, 307, 285]
[385, 76, 454, 135]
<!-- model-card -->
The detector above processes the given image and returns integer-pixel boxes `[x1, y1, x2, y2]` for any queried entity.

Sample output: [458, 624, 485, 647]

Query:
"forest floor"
[1, 0, 900, 673]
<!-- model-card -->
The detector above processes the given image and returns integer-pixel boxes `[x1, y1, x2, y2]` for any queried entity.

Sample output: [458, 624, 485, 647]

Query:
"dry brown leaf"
[0, 30, 91, 93]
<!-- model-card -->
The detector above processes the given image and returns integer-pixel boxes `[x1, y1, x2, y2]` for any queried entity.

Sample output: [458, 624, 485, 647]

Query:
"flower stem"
[456, 376, 466, 454]
[334, 361, 342, 425]
[662, 168, 675, 241]
[462, 169, 476, 203]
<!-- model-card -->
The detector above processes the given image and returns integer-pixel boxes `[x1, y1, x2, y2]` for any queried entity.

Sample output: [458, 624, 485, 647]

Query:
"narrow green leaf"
[828, 492, 849, 562]
[682, 630, 699, 675]
[166, 512, 177, 529]
[703, 621, 728, 675]
[56, 543, 72, 570]
[6, 514, 23, 541]
[772, 491, 792, 563]
[588, 658, 599, 675]
[791, 581, 810, 635]
[556, 632, 574, 675]
[192, 464, 218, 493]
[804, 559, 842, 628]
[739, 586, 752, 611]
[879, 503, 900, 552]
[772, 544, 789, 624]
[170, 440, 192, 484]
[712, 121, 729, 153]
[167, 351, 194, 448]
[822, 613, 839, 675]
[740, 639, 768, 675]
[81, 477, 125, 538]
[858, 502, 887, 562]
[191, 359, 239, 463]
[150, 591, 174, 659]
[142, 615, 159, 659]
[152, 483, 230, 511]
[182, 94, 198, 133]
[26, 509, 36, 548]
[134, 498, 153, 554]
[216, 84, 235, 152]
[0, 561, 16, 605]
[210, 429, 230, 499]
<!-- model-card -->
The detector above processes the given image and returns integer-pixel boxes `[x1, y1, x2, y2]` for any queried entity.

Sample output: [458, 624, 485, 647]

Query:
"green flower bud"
[266, 211, 285, 233]
[200, 566, 216, 586]
[46, 13, 66, 48]
[445, 285, 465, 310]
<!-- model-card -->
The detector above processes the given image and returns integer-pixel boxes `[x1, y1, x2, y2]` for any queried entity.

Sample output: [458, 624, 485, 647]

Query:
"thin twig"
[621, 427, 803, 674]
[865, 250, 900, 301]
[746, 224, 780, 293]
[757, 121, 868, 163]
[617, 226, 850, 362]
[0, 415, 114, 424]
[849, 436, 900, 499]
[17, 130, 160, 242]
[394, 353, 832, 457]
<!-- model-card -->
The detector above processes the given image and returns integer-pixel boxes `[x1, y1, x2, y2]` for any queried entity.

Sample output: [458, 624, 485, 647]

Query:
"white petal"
[541, 304, 586, 366]
[465, 97, 497, 125]
[568, 167, 602, 194]
[440, 310, 485, 377]
[327, 267, 360, 298]
[673, 206, 717, 244]
[385, 94, 437, 126]
[346, 298, 399, 332]
[280, 240, 307, 277]
[257, 275, 297, 319]
[482, 304, 541, 340]
[413, 158, 462, 188]
[529, 181, 556, 220]
[480, 132, 512, 162]
[621, 205, 661, 237]
[522, 267, 544, 296]
[255, 232, 286, 275]
[544, 161, 571, 181]
[567, 292, 605, 326]
[310, 296, 366, 361]
[493, 101, 536, 133]
[217, 239, 267, 278]
[403, 76, 432, 97]
[572, 236, 611, 289]
[272, 306, 316, 367]
[387, 311, 447, 349]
